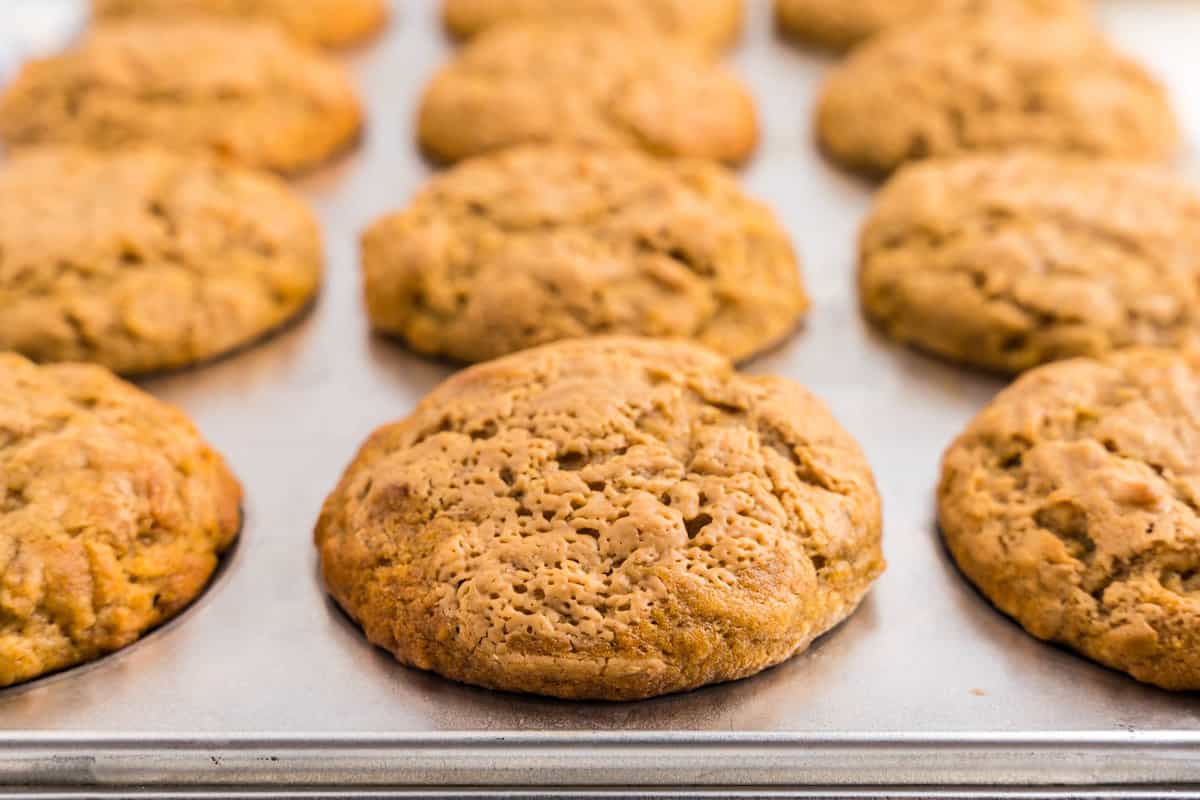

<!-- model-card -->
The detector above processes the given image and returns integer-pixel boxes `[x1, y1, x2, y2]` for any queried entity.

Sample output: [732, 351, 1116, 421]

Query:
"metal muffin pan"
[3, 1, 1200, 797]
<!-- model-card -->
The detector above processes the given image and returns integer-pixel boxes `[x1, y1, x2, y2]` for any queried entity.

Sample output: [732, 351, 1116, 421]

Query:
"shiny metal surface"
[2, 0, 1200, 794]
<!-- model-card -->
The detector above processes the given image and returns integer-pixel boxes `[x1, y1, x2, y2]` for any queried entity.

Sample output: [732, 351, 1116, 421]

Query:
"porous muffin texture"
[859, 152, 1200, 374]
[362, 146, 807, 364]
[0, 20, 362, 175]
[443, 0, 743, 54]
[316, 337, 884, 700]
[417, 23, 758, 165]
[0, 147, 322, 375]
[92, 0, 389, 48]
[775, 0, 1087, 51]
[816, 15, 1177, 176]
[940, 349, 1200, 690]
[0, 354, 242, 687]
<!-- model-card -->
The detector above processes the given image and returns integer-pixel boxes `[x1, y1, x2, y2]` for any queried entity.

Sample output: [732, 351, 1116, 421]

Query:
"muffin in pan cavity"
[417, 22, 759, 165]
[815, 13, 1177, 177]
[0, 147, 322, 376]
[0, 353, 242, 688]
[91, 0, 389, 49]
[940, 349, 1200, 690]
[362, 146, 806, 364]
[0, 19, 363, 175]
[316, 337, 884, 701]
[859, 152, 1200, 375]
[443, 0, 744, 54]
[775, 0, 1088, 52]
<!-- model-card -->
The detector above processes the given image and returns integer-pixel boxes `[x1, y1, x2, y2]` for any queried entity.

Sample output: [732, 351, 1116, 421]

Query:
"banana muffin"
[776, 0, 1087, 51]
[362, 146, 806, 363]
[0, 147, 322, 375]
[317, 337, 884, 700]
[92, 0, 389, 48]
[444, 0, 743, 54]
[417, 22, 758, 165]
[816, 14, 1177, 176]
[940, 349, 1200, 690]
[0, 19, 363, 174]
[859, 152, 1200, 374]
[0, 354, 242, 687]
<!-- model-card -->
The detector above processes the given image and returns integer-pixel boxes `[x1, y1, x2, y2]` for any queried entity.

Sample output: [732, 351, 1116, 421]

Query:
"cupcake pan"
[3, 1, 1200, 796]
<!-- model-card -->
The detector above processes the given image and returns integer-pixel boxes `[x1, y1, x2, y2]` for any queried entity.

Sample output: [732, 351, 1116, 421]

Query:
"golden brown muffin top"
[0, 353, 242, 687]
[776, 0, 1087, 51]
[444, 0, 743, 54]
[418, 22, 759, 165]
[816, 14, 1177, 176]
[0, 147, 322, 375]
[0, 19, 363, 174]
[940, 349, 1200, 690]
[92, 0, 388, 48]
[317, 337, 883, 700]
[860, 152, 1200, 374]
[362, 146, 806, 364]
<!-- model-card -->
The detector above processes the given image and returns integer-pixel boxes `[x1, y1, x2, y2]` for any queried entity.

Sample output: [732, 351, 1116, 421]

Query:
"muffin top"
[418, 22, 758, 165]
[363, 146, 806, 364]
[317, 337, 884, 700]
[0, 147, 322, 375]
[0, 19, 363, 174]
[0, 353, 242, 687]
[940, 349, 1200, 690]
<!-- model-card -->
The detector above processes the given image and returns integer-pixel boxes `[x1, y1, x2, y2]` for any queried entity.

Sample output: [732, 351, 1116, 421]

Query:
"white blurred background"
[0, 0, 86, 83]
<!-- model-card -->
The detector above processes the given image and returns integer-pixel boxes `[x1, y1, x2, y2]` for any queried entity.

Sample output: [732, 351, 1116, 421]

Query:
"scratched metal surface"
[1, 0, 1200, 793]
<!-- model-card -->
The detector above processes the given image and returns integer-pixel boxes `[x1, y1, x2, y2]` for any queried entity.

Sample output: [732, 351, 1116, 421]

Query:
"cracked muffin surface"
[91, 0, 388, 48]
[775, 0, 1087, 51]
[815, 15, 1177, 176]
[417, 22, 758, 165]
[0, 19, 362, 174]
[859, 152, 1200, 374]
[443, 0, 743, 54]
[362, 146, 807, 364]
[0, 354, 242, 688]
[940, 349, 1200, 690]
[316, 337, 884, 700]
[0, 147, 322, 375]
